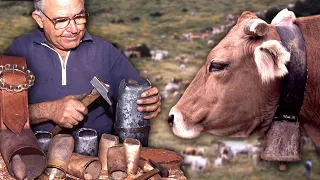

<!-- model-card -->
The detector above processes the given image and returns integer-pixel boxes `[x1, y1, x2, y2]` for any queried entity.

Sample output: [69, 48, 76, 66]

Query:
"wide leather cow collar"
[274, 23, 307, 121]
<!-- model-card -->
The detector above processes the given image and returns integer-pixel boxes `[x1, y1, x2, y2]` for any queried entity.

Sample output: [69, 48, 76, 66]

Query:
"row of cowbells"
[0, 133, 100, 180]
[37, 134, 102, 180]
[37, 133, 144, 180]
[0, 130, 142, 180]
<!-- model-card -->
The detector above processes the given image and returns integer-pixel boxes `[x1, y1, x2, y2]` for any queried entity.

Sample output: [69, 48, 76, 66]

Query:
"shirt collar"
[33, 28, 94, 45]
[81, 30, 94, 42]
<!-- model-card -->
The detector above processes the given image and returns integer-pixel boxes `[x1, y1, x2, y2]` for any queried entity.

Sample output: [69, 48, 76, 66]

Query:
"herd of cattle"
[122, 11, 237, 62]
[180, 139, 262, 174]
[180, 135, 317, 174]
[122, 3, 297, 63]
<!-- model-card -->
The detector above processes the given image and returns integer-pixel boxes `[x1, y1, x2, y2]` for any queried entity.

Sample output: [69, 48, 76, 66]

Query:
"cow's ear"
[254, 40, 290, 83]
[239, 11, 258, 21]
[244, 19, 269, 37]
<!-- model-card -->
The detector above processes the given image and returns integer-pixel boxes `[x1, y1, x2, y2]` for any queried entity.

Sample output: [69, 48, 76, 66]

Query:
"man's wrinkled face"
[42, 0, 85, 51]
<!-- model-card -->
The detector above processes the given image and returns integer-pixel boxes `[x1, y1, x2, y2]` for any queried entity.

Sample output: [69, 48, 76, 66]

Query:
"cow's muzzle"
[168, 108, 203, 139]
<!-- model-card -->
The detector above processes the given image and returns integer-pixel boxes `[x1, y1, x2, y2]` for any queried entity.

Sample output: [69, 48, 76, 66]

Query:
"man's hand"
[49, 95, 88, 128]
[29, 94, 88, 128]
[136, 87, 161, 119]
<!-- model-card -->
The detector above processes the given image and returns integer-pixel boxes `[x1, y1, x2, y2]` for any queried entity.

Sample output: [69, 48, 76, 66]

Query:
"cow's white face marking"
[254, 40, 290, 83]
[169, 106, 203, 138]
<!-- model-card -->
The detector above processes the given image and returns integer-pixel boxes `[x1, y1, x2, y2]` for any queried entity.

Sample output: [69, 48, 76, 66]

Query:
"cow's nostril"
[168, 115, 174, 127]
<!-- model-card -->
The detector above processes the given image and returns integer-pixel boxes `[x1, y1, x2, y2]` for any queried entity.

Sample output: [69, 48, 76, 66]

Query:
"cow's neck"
[296, 15, 320, 149]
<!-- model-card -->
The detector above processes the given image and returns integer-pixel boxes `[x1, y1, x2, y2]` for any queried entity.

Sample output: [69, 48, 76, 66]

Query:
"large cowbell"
[261, 120, 301, 161]
[115, 79, 151, 146]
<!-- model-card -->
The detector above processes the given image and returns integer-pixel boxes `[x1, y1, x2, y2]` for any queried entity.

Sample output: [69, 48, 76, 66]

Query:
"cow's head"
[168, 11, 291, 139]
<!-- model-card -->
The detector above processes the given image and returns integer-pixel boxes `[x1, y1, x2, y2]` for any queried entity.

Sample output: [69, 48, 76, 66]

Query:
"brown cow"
[168, 10, 320, 151]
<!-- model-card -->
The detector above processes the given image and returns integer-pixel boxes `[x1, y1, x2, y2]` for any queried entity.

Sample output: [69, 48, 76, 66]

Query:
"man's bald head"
[34, 0, 85, 12]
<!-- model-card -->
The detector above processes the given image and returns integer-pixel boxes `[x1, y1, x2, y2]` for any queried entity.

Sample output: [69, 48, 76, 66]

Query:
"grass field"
[0, 0, 319, 180]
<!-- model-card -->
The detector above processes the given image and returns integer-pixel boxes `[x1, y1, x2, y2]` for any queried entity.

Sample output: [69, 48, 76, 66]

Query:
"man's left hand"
[136, 87, 161, 119]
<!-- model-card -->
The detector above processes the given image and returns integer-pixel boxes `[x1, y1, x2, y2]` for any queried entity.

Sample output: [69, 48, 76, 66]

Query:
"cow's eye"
[209, 62, 228, 72]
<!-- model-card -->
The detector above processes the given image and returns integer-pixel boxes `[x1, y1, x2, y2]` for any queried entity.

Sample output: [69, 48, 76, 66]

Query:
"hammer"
[51, 76, 112, 136]
[134, 159, 169, 180]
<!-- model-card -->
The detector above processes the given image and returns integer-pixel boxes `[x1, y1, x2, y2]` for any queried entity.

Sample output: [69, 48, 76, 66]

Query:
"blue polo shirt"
[6, 28, 144, 137]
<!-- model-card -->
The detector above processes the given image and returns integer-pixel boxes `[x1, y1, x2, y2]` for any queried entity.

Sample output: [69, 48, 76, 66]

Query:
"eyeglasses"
[40, 9, 89, 29]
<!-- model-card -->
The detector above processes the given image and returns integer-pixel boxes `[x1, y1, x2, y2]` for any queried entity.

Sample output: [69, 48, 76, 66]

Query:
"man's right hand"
[28, 95, 88, 128]
[49, 95, 88, 128]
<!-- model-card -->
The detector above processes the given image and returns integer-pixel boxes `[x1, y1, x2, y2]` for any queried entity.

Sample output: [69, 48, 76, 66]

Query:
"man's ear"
[254, 40, 290, 83]
[32, 10, 44, 28]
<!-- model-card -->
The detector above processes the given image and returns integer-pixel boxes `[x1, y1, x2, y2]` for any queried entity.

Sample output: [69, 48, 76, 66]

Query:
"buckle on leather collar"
[273, 115, 299, 122]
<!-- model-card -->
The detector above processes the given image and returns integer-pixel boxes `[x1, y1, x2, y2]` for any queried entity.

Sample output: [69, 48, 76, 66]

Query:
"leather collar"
[274, 24, 307, 120]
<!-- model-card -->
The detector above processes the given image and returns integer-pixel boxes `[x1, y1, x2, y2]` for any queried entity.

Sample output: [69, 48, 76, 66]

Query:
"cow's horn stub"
[244, 19, 269, 37]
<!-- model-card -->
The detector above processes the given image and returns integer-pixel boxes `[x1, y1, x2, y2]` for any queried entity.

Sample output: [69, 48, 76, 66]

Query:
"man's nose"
[65, 20, 78, 33]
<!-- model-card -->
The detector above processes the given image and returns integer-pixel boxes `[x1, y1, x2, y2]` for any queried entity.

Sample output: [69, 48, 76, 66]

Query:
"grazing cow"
[150, 50, 169, 62]
[171, 32, 181, 40]
[160, 77, 183, 102]
[164, 79, 182, 93]
[123, 44, 151, 58]
[152, 75, 163, 83]
[168, 10, 320, 152]
[182, 147, 197, 155]
[214, 154, 228, 168]
[179, 64, 187, 72]
[182, 147, 205, 156]
[182, 155, 208, 173]
[220, 141, 253, 158]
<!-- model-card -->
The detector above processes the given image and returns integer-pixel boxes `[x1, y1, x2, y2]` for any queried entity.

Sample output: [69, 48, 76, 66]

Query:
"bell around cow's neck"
[261, 21, 306, 163]
[261, 120, 301, 162]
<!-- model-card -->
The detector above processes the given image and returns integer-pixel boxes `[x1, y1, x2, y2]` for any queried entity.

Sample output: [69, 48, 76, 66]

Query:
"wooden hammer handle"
[134, 168, 159, 180]
[80, 89, 100, 106]
[50, 90, 100, 136]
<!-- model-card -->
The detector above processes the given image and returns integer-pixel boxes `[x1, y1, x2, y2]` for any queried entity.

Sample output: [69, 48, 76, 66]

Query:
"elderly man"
[6, 0, 161, 137]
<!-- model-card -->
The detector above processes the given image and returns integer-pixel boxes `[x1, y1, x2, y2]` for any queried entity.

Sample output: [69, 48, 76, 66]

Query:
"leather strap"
[0, 55, 29, 135]
[274, 24, 307, 120]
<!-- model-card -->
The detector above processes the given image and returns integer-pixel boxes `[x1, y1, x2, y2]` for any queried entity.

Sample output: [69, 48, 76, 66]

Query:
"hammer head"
[149, 159, 169, 178]
[90, 76, 112, 105]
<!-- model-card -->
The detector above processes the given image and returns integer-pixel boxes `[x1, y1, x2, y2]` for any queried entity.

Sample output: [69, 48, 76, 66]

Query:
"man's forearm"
[28, 102, 54, 125]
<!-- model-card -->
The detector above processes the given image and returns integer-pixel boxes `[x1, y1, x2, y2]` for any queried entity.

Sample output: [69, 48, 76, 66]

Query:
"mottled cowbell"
[115, 79, 151, 146]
